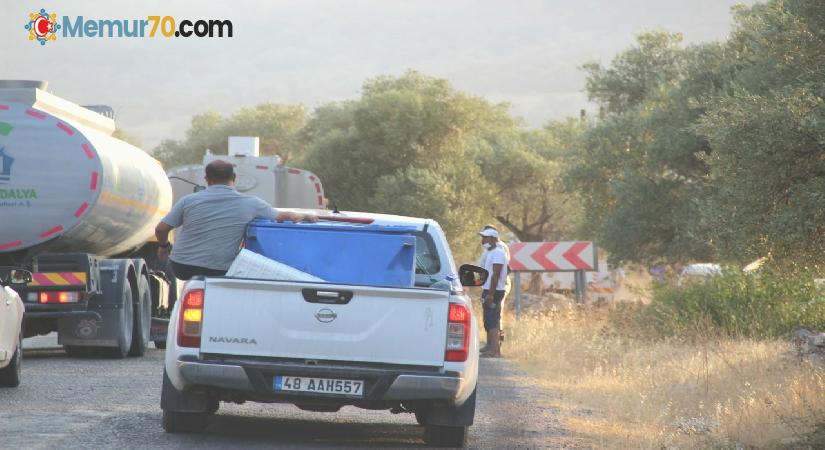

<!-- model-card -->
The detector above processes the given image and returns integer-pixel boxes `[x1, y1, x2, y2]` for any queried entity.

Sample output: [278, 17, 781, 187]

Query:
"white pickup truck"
[160, 212, 487, 447]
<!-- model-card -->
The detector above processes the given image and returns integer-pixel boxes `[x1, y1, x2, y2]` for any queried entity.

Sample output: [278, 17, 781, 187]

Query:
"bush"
[635, 268, 825, 339]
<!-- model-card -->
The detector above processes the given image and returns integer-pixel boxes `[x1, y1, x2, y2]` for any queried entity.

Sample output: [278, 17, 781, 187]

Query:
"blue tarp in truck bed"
[244, 220, 417, 287]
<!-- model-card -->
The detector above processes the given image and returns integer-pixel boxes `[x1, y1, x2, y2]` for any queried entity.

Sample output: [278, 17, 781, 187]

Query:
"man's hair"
[205, 160, 234, 183]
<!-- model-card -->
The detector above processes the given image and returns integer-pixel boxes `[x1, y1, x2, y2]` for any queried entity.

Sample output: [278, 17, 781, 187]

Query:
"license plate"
[273, 375, 364, 397]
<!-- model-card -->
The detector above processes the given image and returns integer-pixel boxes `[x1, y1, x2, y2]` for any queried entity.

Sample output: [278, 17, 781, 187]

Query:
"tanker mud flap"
[57, 291, 120, 347]
[58, 259, 133, 348]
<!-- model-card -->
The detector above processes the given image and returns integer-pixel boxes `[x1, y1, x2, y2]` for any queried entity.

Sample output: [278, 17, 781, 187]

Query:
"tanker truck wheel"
[102, 281, 134, 359]
[128, 276, 152, 357]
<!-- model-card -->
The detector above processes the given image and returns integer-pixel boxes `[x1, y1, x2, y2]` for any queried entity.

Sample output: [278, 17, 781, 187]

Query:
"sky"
[3, 0, 754, 150]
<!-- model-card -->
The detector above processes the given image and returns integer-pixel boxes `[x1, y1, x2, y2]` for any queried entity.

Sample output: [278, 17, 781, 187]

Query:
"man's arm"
[155, 222, 174, 261]
[485, 263, 503, 307]
[255, 199, 318, 223]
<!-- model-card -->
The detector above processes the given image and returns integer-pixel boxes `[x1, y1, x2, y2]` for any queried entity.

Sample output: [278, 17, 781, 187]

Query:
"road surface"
[0, 336, 580, 448]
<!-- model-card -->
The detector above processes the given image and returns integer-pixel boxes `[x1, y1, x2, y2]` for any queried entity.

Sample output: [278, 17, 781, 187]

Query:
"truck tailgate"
[200, 278, 450, 367]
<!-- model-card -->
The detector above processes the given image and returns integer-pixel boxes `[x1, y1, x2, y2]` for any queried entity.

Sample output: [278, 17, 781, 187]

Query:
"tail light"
[177, 289, 204, 348]
[445, 303, 470, 362]
[36, 291, 82, 304]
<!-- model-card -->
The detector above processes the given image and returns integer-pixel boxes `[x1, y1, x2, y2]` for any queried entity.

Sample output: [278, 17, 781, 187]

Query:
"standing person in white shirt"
[477, 225, 511, 353]
[479, 227, 508, 357]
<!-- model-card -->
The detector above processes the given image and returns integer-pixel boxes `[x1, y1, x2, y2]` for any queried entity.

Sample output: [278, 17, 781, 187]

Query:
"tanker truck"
[0, 80, 173, 357]
[166, 136, 326, 210]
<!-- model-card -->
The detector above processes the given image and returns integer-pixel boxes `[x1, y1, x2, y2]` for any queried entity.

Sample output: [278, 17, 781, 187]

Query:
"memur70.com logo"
[25, 9, 60, 45]
[25, 9, 233, 46]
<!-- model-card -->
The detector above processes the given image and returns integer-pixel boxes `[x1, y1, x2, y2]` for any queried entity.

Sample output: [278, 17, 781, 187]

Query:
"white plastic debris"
[227, 249, 324, 282]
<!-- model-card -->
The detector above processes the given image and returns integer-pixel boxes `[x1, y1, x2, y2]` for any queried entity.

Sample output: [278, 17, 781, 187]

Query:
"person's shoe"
[480, 351, 502, 358]
[479, 344, 490, 354]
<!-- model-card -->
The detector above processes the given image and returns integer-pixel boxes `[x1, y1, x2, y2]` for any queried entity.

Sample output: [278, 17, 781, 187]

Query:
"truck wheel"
[103, 281, 134, 358]
[154, 340, 167, 350]
[0, 332, 22, 387]
[128, 276, 152, 357]
[424, 424, 468, 448]
[162, 410, 208, 433]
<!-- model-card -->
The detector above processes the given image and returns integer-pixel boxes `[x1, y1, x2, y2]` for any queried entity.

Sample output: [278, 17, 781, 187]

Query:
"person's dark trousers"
[170, 260, 226, 280]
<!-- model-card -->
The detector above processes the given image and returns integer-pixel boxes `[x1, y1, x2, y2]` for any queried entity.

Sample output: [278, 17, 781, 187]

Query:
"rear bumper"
[24, 311, 102, 320]
[176, 356, 464, 402]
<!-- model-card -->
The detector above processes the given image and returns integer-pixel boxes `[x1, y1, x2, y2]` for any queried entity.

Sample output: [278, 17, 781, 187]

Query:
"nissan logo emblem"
[315, 308, 337, 323]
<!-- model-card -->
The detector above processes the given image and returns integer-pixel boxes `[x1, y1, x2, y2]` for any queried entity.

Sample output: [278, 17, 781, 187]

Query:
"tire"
[128, 276, 152, 357]
[102, 281, 134, 359]
[154, 340, 167, 350]
[424, 424, 468, 448]
[0, 331, 22, 387]
[162, 410, 208, 433]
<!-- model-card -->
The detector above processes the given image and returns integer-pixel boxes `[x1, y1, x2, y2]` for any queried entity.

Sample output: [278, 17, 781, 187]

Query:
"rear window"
[414, 232, 441, 276]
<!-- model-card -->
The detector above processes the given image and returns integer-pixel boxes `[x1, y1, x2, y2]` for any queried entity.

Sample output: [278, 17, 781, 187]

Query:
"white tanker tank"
[0, 80, 172, 257]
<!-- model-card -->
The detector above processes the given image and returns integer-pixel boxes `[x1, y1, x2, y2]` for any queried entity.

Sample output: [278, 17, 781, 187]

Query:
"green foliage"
[582, 31, 686, 115]
[301, 70, 579, 258]
[570, 33, 720, 263]
[153, 103, 307, 167]
[693, 0, 825, 265]
[479, 119, 585, 242]
[640, 269, 825, 339]
[370, 164, 492, 262]
[301, 71, 481, 212]
[569, 1, 825, 266]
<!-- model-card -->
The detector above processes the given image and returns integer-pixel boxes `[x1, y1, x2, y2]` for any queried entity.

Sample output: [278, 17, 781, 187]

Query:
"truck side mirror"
[9, 269, 33, 285]
[458, 264, 488, 287]
[0, 268, 32, 286]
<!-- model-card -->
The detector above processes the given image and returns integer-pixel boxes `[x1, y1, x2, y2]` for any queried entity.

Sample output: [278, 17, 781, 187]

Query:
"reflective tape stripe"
[61, 272, 86, 285]
[74, 202, 90, 218]
[82, 143, 95, 159]
[90, 172, 98, 190]
[38, 225, 64, 238]
[29, 272, 87, 287]
[25, 109, 46, 119]
[44, 273, 67, 285]
[0, 240, 22, 250]
[56, 122, 74, 135]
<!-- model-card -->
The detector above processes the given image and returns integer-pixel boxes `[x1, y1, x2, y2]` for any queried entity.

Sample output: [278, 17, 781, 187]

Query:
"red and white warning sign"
[508, 241, 597, 272]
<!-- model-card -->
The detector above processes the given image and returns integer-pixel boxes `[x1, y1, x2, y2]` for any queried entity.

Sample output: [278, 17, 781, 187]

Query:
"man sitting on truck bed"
[155, 160, 317, 280]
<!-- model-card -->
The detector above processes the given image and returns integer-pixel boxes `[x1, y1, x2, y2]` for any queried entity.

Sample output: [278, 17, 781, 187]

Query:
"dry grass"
[504, 305, 825, 449]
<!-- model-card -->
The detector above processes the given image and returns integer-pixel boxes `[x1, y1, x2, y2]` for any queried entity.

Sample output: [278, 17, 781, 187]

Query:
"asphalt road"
[0, 335, 578, 449]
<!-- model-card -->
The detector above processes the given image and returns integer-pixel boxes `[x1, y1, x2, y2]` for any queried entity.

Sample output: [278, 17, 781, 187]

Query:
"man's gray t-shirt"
[161, 185, 278, 270]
